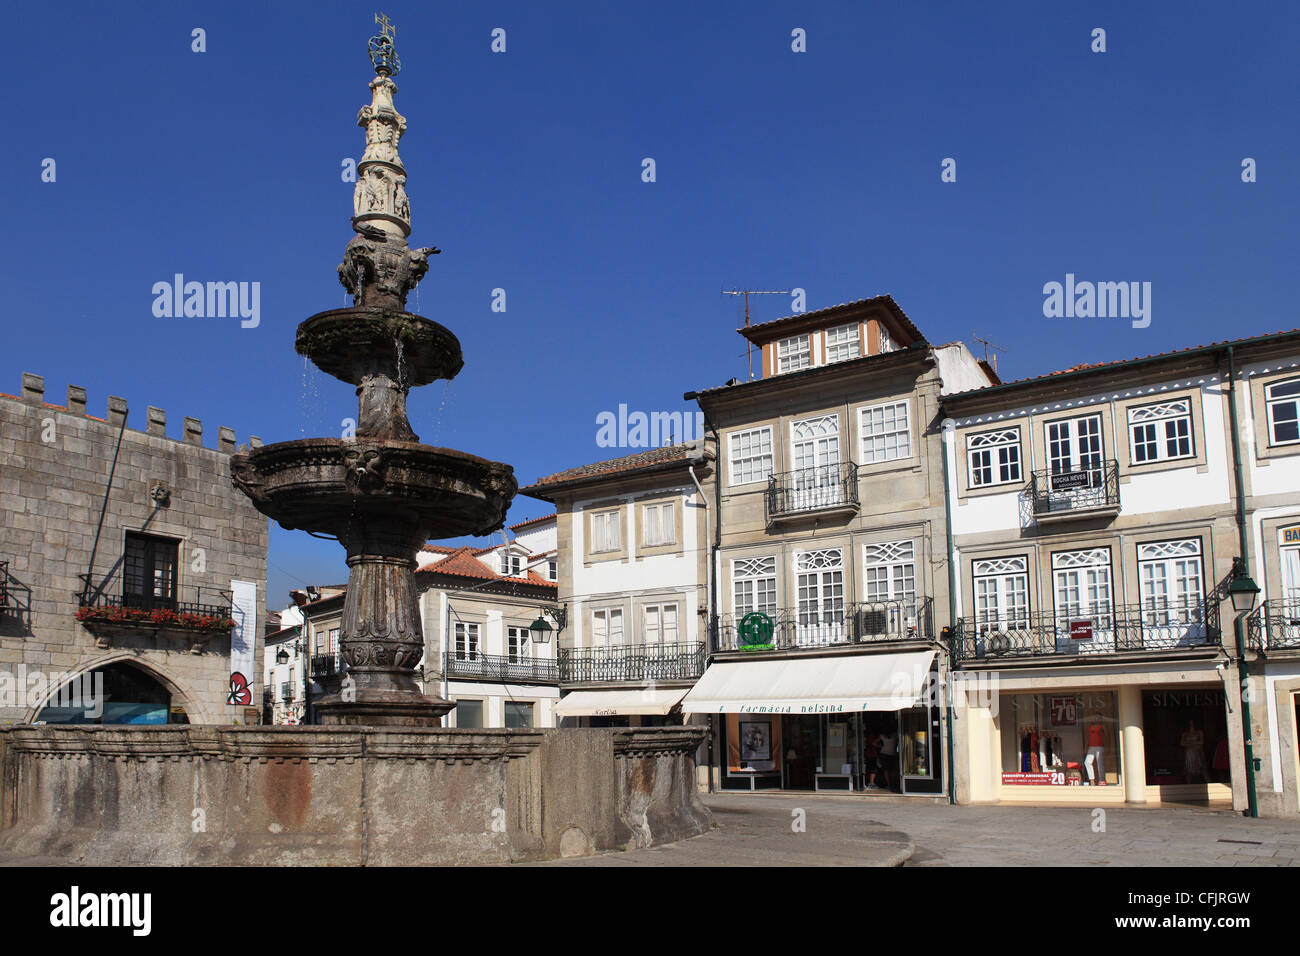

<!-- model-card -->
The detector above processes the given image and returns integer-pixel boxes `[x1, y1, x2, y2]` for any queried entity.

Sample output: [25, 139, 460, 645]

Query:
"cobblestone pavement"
[541, 792, 1300, 867]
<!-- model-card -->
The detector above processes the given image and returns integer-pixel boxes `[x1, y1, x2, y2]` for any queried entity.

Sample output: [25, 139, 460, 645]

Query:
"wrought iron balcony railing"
[952, 601, 1221, 663]
[311, 653, 342, 678]
[0, 560, 8, 618]
[766, 461, 859, 525]
[1028, 460, 1121, 522]
[443, 651, 559, 685]
[76, 578, 234, 631]
[713, 599, 934, 654]
[558, 642, 706, 684]
[1247, 600, 1300, 652]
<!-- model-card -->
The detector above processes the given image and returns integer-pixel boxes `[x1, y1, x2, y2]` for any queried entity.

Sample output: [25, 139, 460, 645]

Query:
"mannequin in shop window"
[1084, 718, 1108, 786]
[1181, 720, 1207, 784]
[1020, 726, 1033, 773]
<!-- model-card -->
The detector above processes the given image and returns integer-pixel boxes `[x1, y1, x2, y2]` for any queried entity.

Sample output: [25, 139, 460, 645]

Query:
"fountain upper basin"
[230, 437, 516, 541]
[296, 307, 464, 386]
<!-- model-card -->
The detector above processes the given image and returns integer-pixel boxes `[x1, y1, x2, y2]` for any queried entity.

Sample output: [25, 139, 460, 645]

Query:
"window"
[455, 699, 484, 728]
[643, 604, 679, 644]
[1046, 414, 1103, 478]
[1266, 378, 1300, 445]
[825, 323, 860, 364]
[590, 509, 621, 553]
[733, 556, 777, 618]
[123, 533, 179, 610]
[643, 501, 676, 547]
[454, 621, 480, 661]
[592, 608, 624, 647]
[878, 327, 896, 354]
[863, 541, 917, 607]
[972, 556, 1030, 631]
[795, 549, 845, 636]
[790, 415, 843, 508]
[507, 626, 530, 662]
[729, 427, 774, 485]
[500, 551, 523, 576]
[967, 428, 1022, 486]
[328, 628, 340, 656]
[548, 558, 557, 580]
[1052, 549, 1113, 628]
[1128, 400, 1193, 463]
[777, 334, 811, 373]
[859, 401, 911, 464]
[1137, 539, 1204, 628]
[504, 701, 534, 728]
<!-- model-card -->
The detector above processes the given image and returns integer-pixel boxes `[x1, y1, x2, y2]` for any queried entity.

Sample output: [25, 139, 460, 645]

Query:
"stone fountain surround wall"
[0, 725, 711, 865]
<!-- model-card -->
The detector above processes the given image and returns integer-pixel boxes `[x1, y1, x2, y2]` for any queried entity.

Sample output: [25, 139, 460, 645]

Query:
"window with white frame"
[1266, 378, 1300, 445]
[777, 334, 811, 373]
[972, 556, 1030, 631]
[328, 627, 339, 656]
[859, 400, 911, 464]
[732, 556, 777, 618]
[643, 501, 676, 547]
[547, 558, 557, 580]
[825, 323, 860, 364]
[878, 327, 896, 354]
[590, 509, 621, 553]
[592, 608, 624, 647]
[454, 621, 480, 661]
[729, 427, 774, 485]
[967, 428, 1022, 486]
[1137, 539, 1204, 625]
[507, 625, 530, 662]
[500, 551, 523, 576]
[796, 549, 844, 629]
[1052, 549, 1113, 627]
[1128, 399, 1193, 463]
[643, 604, 679, 644]
[863, 541, 917, 608]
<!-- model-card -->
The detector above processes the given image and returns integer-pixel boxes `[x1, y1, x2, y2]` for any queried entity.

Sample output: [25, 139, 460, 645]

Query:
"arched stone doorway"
[32, 660, 192, 725]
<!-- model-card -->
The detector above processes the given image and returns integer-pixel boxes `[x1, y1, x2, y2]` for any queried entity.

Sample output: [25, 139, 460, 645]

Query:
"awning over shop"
[680, 650, 937, 714]
[555, 687, 688, 718]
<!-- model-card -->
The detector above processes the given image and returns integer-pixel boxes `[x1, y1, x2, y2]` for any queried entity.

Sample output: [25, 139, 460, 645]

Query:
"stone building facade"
[0, 372, 268, 725]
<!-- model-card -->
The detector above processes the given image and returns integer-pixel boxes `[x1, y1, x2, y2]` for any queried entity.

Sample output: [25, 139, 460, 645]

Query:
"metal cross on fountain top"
[368, 12, 401, 76]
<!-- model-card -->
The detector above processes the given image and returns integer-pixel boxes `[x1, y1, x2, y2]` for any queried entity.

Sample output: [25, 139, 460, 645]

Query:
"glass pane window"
[733, 556, 777, 617]
[795, 549, 845, 637]
[1047, 414, 1103, 476]
[644, 604, 679, 644]
[507, 626, 530, 662]
[825, 323, 860, 364]
[504, 701, 534, 728]
[777, 334, 811, 373]
[643, 501, 675, 547]
[1052, 549, 1113, 628]
[1128, 400, 1193, 463]
[455, 699, 484, 728]
[729, 427, 774, 485]
[859, 401, 911, 464]
[863, 541, 917, 606]
[967, 428, 1022, 486]
[1267, 378, 1300, 445]
[1137, 539, 1204, 627]
[1001, 692, 1121, 786]
[592, 608, 624, 647]
[123, 533, 179, 609]
[590, 510, 621, 552]
[878, 327, 896, 354]
[972, 557, 1030, 630]
[454, 622, 480, 661]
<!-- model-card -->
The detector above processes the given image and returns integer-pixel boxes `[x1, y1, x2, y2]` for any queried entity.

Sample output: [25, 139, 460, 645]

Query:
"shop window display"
[1140, 688, 1231, 786]
[1001, 692, 1120, 786]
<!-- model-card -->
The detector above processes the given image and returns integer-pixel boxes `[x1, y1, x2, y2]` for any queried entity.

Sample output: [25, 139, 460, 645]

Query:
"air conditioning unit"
[855, 608, 888, 640]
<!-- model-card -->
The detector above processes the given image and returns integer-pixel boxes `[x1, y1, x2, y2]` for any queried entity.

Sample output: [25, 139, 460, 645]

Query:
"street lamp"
[276, 646, 290, 665]
[528, 614, 553, 645]
[1227, 569, 1260, 614]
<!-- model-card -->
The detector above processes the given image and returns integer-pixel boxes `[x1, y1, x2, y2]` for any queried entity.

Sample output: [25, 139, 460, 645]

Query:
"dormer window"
[500, 552, 522, 577]
[777, 334, 811, 373]
[825, 323, 860, 364]
[878, 326, 896, 354]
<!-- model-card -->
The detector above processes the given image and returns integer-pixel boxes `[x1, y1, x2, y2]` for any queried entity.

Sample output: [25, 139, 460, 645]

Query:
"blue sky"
[4, 1, 1296, 606]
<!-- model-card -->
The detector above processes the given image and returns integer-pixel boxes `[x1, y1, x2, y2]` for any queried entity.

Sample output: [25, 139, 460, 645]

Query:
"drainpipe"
[1225, 345, 1259, 817]
[940, 419, 959, 805]
[688, 460, 713, 793]
[685, 391, 723, 793]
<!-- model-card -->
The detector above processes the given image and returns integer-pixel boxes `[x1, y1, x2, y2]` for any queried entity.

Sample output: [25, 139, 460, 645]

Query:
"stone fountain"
[229, 32, 515, 727]
[0, 22, 710, 865]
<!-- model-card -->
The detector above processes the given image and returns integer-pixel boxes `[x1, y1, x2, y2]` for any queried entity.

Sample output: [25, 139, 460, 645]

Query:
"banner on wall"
[229, 580, 258, 706]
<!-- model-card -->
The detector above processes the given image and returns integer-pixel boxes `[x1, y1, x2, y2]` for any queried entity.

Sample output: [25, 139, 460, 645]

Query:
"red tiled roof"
[522, 441, 709, 493]
[945, 328, 1300, 401]
[508, 514, 556, 531]
[416, 546, 556, 588]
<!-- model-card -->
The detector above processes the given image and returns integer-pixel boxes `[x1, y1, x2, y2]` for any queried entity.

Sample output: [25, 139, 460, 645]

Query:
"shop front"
[682, 650, 944, 795]
[555, 686, 689, 728]
[955, 662, 1241, 808]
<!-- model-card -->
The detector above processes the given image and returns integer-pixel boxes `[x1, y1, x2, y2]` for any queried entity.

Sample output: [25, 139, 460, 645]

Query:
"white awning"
[680, 651, 937, 714]
[555, 687, 688, 718]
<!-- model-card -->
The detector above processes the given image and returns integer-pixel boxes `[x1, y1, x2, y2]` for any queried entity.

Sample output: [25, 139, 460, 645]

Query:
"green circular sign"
[738, 611, 774, 647]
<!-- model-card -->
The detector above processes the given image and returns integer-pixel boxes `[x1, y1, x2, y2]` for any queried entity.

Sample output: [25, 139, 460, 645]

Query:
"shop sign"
[738, 611, 775, 651]
[1283, 526, 1300, 544]
[1002, 772, 1080, 786]
[1068, 619, 1093, 641]
[1050, 471, 1091, 492]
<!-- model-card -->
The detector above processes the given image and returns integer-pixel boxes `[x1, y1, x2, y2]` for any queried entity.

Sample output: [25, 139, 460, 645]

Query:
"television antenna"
[723, 288, 790, 380]
[972, 332, 1007, 374]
